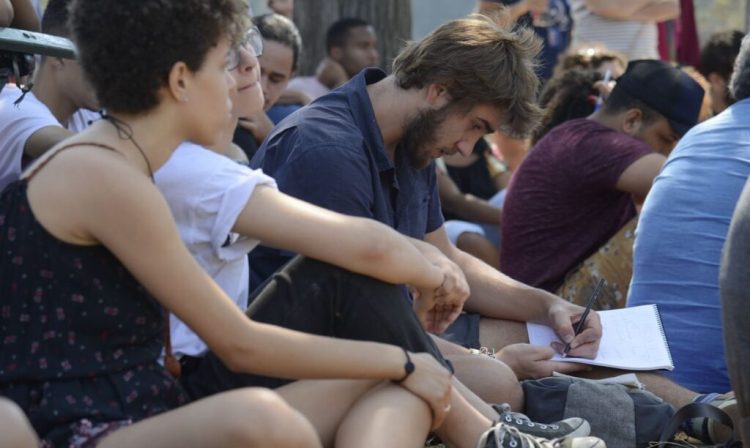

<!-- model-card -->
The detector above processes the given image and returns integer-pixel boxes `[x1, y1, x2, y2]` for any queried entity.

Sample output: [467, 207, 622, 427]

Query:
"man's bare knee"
[449, 354, 523, 409]
[479, 317, 529, 350]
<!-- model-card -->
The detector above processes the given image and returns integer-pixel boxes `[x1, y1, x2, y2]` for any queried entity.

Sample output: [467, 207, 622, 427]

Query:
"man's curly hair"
[69, 0, 250, 114]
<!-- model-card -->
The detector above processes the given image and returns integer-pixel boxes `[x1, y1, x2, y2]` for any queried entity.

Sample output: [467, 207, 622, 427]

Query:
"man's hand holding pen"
[547, 283, 604, 359]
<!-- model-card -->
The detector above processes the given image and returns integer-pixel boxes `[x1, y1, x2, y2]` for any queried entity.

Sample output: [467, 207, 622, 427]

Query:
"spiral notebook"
[526, 304, 674, 371]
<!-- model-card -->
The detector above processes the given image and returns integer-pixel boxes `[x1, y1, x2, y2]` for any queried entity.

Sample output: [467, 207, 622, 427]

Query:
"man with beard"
[249, 15, 604, 381]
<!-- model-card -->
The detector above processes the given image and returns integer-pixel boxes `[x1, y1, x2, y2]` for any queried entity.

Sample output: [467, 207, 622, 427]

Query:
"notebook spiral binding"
[650, 304, 674, 368]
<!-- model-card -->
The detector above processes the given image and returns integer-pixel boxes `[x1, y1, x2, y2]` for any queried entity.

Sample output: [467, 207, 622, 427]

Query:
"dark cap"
[611, 59, 705, 137]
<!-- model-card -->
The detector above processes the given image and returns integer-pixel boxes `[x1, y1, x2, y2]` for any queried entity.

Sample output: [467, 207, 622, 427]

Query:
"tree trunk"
[293, 0, 412, 76]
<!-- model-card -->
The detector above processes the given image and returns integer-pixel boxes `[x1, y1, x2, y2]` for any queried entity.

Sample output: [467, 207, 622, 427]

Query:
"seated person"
[628, 34, 750, 397]
[532, 67, 605, 145]
[554, 44, 627, 80]
[438, 138, 507, 269]
[699, 30, 745, 116]
[721, 179, 750, 445]
[2, 3, 600, 448]
[155, 20, 597, 448]
[0, 0, 98, 191]
[249, 15, 607, 381]
[233, 13, 301, 160]
[0, 0, 324, 446]
[501, 60, 704, 309]
[286, 17, 378, 101]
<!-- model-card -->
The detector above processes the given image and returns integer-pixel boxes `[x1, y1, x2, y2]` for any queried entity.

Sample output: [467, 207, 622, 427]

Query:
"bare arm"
[0, 0, 13, 27]
[26, 147, 458, 425]
[615, 153, 665, 204]
[237, 110, 274, 145]
[8, 0, 38, 31]
[24, 126, 74, 159]
[277, 89, 312, 106]
[477, 0, 531, 23]
[437, 171, 501, 225]
[426, 225, 553, 321]
[424, 226, 602, 357]
[232, 185, 443, 291]
[629, 0, 680, 21]
[583, 0, 679, 22]
[27, 148, 451, 389]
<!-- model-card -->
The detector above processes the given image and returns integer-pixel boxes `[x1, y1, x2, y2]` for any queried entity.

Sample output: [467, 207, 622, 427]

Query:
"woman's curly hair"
[70, 0, 250, 114]
[532, 68, 602, 145]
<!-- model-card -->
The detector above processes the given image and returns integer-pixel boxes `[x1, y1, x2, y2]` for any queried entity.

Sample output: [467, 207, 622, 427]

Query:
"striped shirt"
[569, 0, 659, 60]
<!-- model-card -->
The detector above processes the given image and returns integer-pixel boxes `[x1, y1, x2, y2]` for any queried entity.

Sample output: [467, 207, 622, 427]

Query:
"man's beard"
[400, 105, 451, 170]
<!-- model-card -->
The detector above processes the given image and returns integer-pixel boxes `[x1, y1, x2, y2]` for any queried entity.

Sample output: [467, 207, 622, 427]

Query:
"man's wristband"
[395, 347, 415, 383]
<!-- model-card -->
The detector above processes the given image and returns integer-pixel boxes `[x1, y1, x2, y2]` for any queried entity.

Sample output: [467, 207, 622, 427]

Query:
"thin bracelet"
[395, 347, 415, 383]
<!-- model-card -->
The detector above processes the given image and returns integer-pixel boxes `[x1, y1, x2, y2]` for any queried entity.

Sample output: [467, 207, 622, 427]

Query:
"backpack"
[656, 402, 740, 447]
[521, 376, 674, 448]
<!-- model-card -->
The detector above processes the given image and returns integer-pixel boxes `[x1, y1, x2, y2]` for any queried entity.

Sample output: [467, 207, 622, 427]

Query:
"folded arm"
[32, 146, 452, 403]
[437, 171, 501, 225]
[583, 0, 679, 22]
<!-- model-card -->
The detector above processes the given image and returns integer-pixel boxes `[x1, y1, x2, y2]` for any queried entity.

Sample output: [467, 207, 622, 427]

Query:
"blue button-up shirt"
[249, 68, 443, 288]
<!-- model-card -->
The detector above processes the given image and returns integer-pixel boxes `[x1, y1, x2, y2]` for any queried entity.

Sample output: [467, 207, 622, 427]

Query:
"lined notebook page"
[527, 304, 674, 371]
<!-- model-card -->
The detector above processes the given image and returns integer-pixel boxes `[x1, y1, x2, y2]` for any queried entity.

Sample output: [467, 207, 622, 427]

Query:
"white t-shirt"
[0, 84, 60, 191]
[155, 142, 277, 357]
[68, 108, 101, 133]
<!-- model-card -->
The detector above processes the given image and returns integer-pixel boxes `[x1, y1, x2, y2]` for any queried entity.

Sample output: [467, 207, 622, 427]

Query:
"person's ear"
[621, 108, 643, 135]
[166, 61, 191, 103]
[425, 82, 451, 108]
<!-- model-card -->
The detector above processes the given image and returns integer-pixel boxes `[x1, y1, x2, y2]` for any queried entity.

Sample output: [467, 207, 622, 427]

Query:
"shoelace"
[497, 403, 561, 430]
[493, 424, 563, 448]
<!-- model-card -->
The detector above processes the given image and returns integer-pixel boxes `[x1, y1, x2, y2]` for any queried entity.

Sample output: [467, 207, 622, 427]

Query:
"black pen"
[562, 279, 604, 356]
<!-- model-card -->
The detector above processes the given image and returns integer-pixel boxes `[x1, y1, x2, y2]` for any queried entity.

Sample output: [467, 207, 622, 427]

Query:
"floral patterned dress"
[0, 173, 187, 446]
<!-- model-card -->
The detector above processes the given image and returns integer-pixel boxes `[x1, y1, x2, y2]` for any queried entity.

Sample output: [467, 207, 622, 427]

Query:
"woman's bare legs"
[0, 397, 39, 448]
[278, 378, 495, 448]
[277, 379, 431, 448]
[98, 388, 321, 448]
[336, 382, 432, 447]
[449, 354, 523, 410]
